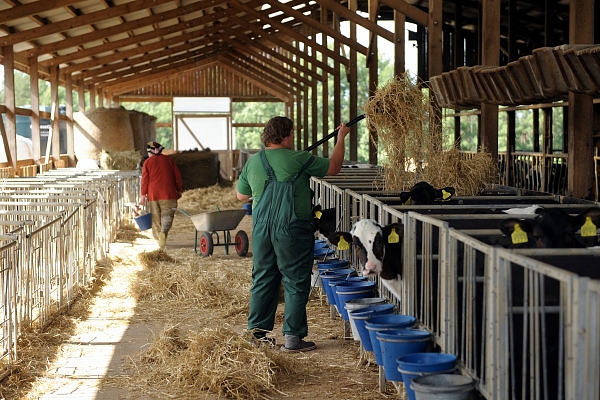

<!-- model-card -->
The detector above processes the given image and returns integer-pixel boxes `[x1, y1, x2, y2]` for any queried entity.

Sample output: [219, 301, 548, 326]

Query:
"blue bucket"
[397, 353, 458, 400]
[317, 259, 350, 271]
[319, 270, 361, 305]
[329, 278, 370, 313]
[334, 281, 376, 320]
[242, 203, 252, 215]
[365, 314, 417, 366]
[350, 304, 395, 351]
[377, 329, 431, 382]
[314, 240, 328, 250]
[314, 247, 335, 257]
[135, 213, 152, 231]
[345, 298, 388, 341]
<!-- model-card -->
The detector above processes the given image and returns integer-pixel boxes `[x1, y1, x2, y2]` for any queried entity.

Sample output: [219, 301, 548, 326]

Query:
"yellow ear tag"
[388, 228, 400, 243]
[442, 190, 452, 201]
[314, 210, 323, 219]
[403, 197, 412, 206]
[337, 236, 350, 251]
[511, 224, 528, 244]
[581, 216, 597, 237]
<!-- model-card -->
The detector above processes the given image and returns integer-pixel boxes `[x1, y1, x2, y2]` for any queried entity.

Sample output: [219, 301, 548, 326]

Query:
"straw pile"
[135, 324, 305, 399]
[99, 149, 141, 170]
[363, 73, 497, 195]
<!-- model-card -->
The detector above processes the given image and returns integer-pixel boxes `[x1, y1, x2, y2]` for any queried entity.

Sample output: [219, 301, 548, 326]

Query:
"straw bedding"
[364, 73, 497, 195]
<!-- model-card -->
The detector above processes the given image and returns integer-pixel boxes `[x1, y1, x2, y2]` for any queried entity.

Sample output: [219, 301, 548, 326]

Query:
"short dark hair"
[261, 116, 293, 146]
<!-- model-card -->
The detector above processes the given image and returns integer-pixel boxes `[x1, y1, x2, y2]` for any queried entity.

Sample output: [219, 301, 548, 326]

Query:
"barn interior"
[1, 1, 600, 399]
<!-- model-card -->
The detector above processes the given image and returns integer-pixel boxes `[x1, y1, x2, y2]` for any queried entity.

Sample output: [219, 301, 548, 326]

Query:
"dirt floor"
[0, 184, 408, 400]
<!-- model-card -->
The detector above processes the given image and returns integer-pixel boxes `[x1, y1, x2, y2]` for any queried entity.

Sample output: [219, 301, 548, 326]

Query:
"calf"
[312, 205, 338, 237]
[499, 207, 600, 248]
[327, 219, 403, 280]
[399, 181, 456, 205]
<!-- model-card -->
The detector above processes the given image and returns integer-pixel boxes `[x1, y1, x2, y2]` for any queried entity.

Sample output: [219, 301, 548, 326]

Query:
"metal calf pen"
[311, 172, 600, 400]
[0, 169, 139, 377]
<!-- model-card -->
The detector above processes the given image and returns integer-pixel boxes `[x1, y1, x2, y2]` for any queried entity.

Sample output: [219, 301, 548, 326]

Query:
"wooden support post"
[479, 0, 500, 160]
[2, 46, 16, 171]
[349, 0, 358, 161]
[333, 13, 342, 131]
[321, 6, 330, 158]
[368, 0, 379, 165]
[428, 0, 443, 152]
[394, 10, 405, 77]
[29, 56, 41, 164]
[65, 74, 75, 167]
[567, 0, 595, 199]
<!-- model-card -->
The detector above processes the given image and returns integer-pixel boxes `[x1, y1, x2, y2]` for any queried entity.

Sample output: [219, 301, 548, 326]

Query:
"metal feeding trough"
[176, 208, 249, 257]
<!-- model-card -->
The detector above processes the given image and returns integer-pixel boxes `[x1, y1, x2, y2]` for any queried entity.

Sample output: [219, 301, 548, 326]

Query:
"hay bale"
[74, 107, 135, 160]
[99, 149, 142, 170]
[143, 113, 156, 145]
[128, 110, 146, 155]
[169, 150, 219, 190]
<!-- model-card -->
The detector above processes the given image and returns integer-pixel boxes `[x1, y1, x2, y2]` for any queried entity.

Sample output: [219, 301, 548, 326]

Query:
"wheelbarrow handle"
[304, 114, 366, 152]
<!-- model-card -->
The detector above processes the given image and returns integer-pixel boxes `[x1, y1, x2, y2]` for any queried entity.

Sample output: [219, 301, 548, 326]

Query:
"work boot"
[158, 232, 166, 248]
[281, 335, 316, 352]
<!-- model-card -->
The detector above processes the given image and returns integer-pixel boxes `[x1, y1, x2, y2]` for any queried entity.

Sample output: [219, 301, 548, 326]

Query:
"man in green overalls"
[236, 116, 350, 351]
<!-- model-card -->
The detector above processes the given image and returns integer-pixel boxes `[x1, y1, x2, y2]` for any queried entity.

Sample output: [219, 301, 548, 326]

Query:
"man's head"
[261, 117, 293, 147]
[147, 141, 164, 155]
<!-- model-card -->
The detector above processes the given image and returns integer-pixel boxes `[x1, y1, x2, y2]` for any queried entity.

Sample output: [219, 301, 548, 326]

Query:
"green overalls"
[248, 150, 316, 338]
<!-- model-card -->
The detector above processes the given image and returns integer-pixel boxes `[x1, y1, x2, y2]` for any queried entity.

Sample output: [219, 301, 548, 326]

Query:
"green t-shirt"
[237, 149, 330, 221]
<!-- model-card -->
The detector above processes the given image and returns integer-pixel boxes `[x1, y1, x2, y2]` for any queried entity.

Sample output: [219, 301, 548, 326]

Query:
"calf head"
[499, 207, 600, 248]
[312, 205, 338, 237]
[399, 181, 456, 205]
[327, 219, 403, 280]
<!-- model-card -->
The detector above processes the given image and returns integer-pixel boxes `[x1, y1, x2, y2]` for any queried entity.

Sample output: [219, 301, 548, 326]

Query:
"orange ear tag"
[388, 228, 400, 243]
[403, 197, 412, 206]
[581, 216, 597, 237]
[314, 210, 323, 219]
[337, 236, 350, 251]
[442, 190, 452, 201]
[511, 224, 528, 244]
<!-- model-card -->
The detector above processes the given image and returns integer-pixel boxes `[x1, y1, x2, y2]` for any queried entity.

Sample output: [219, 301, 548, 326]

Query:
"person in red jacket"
[140, 141, 183, 249]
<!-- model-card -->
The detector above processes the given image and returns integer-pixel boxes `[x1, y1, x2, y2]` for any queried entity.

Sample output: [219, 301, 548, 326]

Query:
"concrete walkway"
[34, 236, 161, 400]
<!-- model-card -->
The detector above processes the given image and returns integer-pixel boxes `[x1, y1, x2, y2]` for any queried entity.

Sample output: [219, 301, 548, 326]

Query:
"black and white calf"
[327, 219, 403, 280]
[399, 181, 456, 205]
[499, 206, 600, 248]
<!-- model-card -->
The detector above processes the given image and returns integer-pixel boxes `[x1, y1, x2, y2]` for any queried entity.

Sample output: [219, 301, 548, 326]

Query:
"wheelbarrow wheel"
[199, 232, 214, 257]
[235, 230, 249, 256]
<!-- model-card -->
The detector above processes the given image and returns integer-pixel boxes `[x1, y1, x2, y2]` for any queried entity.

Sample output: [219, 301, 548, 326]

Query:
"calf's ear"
[499, 218, 534, 244]
[327, 232, 353, 251]
[382, 223, 403, 244]
[399, 192, 412, 205]
[437, 187, 456, 201]
[574, 207, 600, 237]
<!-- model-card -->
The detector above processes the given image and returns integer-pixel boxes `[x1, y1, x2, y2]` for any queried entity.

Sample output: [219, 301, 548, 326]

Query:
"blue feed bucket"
[242, 203, 252, 215]
[314, 240, 328, 250]
[314, 247, 335, 257]
[319, 270, 361, 305]
[350, 303, 395, 351]
[365, 314, 417, 366]
[334, 281, 376, 320]
[317, 259, 350, 271]
[377, 329, 431, 382]
[397, 353, 458, 400]
[345, 298, 388, 341]
[135, 213, 152, 231]
[328, 277, 369, 311]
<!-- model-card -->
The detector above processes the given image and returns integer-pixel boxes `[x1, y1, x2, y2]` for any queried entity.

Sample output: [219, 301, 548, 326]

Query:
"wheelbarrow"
[175, 208, 249, 257]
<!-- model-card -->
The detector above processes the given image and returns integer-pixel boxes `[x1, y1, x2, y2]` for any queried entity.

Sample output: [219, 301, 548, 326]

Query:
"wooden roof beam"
[228, 0, 348, 66]
[223, 33, 312, 86]
[102, 49, 225, 95]
[227, 14, 336, 76]
[0, 0, 174, 47]
[377, 0, 428, 26]
[217, 56, 293, 101]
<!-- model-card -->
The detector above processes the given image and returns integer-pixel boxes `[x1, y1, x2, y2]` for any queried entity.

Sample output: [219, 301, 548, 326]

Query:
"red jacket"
[141, 154, 183, 201]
